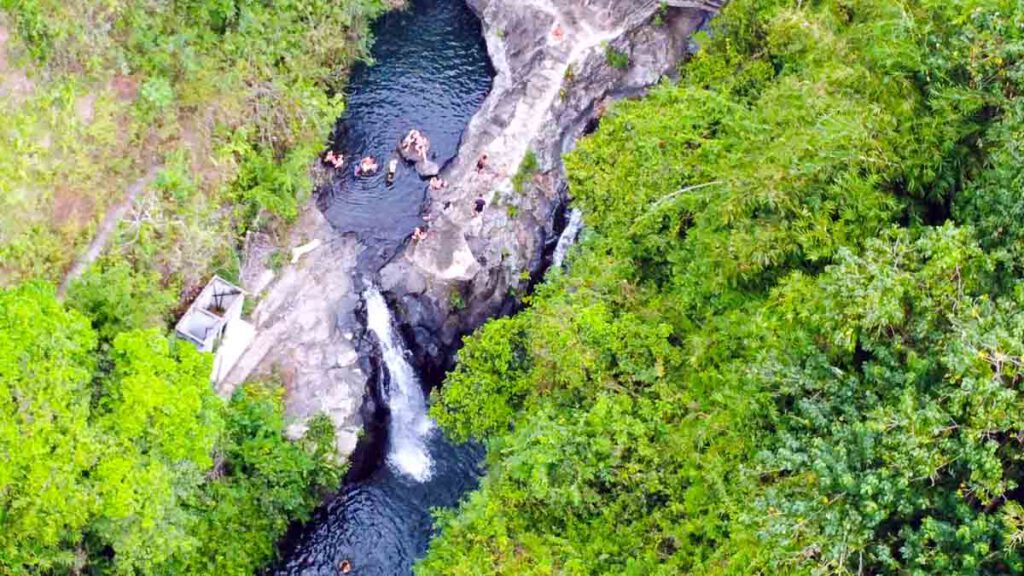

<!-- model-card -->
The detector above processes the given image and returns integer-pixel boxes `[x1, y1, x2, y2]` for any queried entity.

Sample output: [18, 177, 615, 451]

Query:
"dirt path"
[58, 166, 159, 296]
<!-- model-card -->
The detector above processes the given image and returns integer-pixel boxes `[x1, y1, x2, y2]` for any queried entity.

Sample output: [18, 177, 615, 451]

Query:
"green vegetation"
[449, 287, 467, 312]
[0, 284, 342, 574]
[512, 149, 540, 194]
[0, 0, 388, 293]
[0, 2, 386, 573]
[421, 1, 1024, 574]
[603, 42, 630, 70]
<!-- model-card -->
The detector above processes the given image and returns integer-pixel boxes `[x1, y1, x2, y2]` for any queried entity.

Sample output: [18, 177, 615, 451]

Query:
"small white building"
[175, 276, 255, 383]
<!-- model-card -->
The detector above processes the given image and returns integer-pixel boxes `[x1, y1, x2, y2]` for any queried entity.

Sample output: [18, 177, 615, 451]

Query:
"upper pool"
[317, 0, 493, 262]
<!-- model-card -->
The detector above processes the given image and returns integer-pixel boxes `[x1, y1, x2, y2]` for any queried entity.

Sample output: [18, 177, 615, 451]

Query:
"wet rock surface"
[379, 0, 719, 380]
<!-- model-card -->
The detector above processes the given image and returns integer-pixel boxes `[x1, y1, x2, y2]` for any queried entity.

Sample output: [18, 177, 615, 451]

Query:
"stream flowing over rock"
[380, 0, 721, 381]
[226, 0, 722, 463]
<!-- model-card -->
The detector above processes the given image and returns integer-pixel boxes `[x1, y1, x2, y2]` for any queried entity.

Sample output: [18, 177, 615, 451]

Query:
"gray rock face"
[221, 206, 367, 458]
[380, 0, 720, 377]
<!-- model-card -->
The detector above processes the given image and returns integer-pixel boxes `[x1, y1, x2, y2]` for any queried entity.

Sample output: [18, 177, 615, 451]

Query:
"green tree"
[0, 285, 343, 575]
[420, 1, 1024, 574]
[172, 385, 344, 576]
[0, 283, 98, 572]
[66, 261, 177, 344]
[87, 329, 221, 574]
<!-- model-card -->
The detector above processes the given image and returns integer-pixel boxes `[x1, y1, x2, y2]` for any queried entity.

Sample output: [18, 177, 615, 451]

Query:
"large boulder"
[415, 159, 440, 178]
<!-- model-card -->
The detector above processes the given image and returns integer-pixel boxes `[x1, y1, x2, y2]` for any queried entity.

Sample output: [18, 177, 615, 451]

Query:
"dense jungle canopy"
[422, 1, 1024, 573]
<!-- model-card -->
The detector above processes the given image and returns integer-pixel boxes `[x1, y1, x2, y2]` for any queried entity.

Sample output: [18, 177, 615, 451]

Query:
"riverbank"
[0, 5, 396, 572]
[381, 0, 717, 384]
[421, 0, 1024, 572]
[258, 1, 722, 573]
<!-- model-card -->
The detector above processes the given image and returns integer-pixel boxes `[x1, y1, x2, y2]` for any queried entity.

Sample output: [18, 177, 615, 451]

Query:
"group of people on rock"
[401, 128, 430, 160]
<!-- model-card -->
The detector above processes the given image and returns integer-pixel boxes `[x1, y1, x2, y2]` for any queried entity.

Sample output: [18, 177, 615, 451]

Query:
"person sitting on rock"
[411, 226, 428, 242]
[413, 134, 428, 159]
[476, 153, 489, 172]
[402, 129, 429, 160]
[429, 176, 447, 190]
[354, 155, 379, 176]
[402, 129, 421, 150]
[474, 196, 486, 214]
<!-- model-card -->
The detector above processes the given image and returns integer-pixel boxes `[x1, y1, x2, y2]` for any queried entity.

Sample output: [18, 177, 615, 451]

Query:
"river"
[272, 1, 493, 574]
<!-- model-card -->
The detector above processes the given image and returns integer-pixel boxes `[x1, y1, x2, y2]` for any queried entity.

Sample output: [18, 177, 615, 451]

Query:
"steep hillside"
[423, 1, 1024, 573]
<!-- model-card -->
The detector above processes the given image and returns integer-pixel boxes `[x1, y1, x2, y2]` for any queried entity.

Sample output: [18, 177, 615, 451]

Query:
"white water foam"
[364, 287, 435, 482]
[552, 208, 584, 269]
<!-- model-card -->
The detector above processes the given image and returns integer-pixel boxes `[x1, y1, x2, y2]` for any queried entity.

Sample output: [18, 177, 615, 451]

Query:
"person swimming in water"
[386, 158, 399, 184]
[323, 150, 344, 169]
[354, 156, 379, 176]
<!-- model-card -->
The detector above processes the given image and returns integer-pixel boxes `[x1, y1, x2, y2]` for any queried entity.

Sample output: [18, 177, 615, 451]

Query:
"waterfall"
[552, 208, 584, 268]
[364, 287, 435, 482]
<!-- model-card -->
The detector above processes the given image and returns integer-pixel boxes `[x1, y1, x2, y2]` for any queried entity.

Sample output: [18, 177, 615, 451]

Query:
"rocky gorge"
[226, 0, 723, 460]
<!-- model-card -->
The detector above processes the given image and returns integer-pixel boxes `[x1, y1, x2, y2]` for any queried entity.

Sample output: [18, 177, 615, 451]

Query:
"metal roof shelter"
[176, 276, 254, 383]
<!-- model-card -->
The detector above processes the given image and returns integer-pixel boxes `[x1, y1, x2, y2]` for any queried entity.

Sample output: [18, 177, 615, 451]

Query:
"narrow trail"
[58, 166, 159, 296]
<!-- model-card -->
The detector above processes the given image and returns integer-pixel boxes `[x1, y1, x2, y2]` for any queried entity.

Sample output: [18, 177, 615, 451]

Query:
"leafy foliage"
[0, 283, 97, 572]
[65, 260, 176, 343]
[512, 150, 540, 194]
[422, 1, 1024, 574]
[0, 285, 343, 574]
[169, 387, 343, 576]
[0, 0, 387, 293]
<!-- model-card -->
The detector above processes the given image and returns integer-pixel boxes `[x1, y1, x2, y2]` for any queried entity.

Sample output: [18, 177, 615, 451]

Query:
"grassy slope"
[0, 0, 392, 307]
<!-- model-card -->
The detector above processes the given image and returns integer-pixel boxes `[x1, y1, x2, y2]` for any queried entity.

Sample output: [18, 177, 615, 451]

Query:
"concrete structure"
[175, 276, 255, 384]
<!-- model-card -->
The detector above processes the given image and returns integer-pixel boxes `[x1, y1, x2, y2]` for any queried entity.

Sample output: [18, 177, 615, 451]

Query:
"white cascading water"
[364, 287, 435, 482]
[552, 208, 584, 269]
